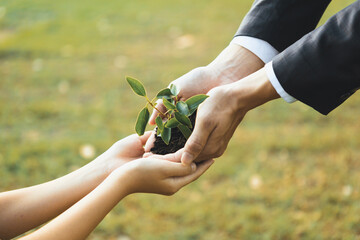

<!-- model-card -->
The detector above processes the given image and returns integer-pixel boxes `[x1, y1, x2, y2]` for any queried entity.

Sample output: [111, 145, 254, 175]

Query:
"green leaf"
[164, 118, 179, 128]
[156, 88, 172, 99]
[162, 97, 176, 110]
[170, 84, 180, 96]
[175, 112, 192, 128]
[177, 124, 192, 139]
[161, 127, 171, 145]
[135, 107, 150, 136]
[126, 76, 147, 97]
[176, 101, 190, 116]
[155, 116, 164, 131]
[186, 94, 209, 114]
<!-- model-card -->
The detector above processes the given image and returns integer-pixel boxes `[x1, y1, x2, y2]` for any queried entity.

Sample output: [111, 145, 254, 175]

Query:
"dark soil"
[150, 112, 196, 155]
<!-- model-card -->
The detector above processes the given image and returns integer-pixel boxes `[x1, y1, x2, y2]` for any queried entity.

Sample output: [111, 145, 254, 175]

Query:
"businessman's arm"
[235, 0, 332, 52]
[271, 0, 360, 114]
[180, 1, 360, 164]
[150, 0, 332, 123]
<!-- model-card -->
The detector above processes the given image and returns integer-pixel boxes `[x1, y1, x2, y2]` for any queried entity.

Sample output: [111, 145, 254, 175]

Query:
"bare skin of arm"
[181, 67, 280, 164]
[149, 44, 264, 124]
[19, 159, 214, 240]
[0, 133, 152, 239]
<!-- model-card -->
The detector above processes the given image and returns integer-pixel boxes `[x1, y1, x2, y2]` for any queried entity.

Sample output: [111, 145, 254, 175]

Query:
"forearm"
[21, 155, 212, 239]
[206, 44, 264, 87]
[180, 67, 279, 164]
[0, 160, 109, 239]
[272, 1, 360, 115]
[236, 0, 331, 51]
[230, 67, 280, 112]
[20, 172, 128, 240]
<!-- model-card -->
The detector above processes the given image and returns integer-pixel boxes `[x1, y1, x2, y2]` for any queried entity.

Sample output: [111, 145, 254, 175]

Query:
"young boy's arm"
[0, 133, 151, 239]
[20, 158, 213, 240]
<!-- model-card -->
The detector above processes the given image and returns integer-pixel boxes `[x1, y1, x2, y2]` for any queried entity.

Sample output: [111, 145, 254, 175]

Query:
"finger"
[143, 152, 153, 158]
[149, 100, 166, 125]
[200, 116, 243, 160]
[119, 131, 152, 147]
[144, 130, 156, 152]
[174, 159, 214, 188]
[113, 133, 142, 151]
[145, 149, 183, 162]
[162, 149, 183, 162]
[139, 131, 153, 145]
[160, 161, 197, 177]
[181, 116, 214, 166]
[118, 133, 138, 143]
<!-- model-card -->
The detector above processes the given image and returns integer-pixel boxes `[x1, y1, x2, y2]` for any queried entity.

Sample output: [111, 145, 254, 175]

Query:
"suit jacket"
[235, 0, 360, 115]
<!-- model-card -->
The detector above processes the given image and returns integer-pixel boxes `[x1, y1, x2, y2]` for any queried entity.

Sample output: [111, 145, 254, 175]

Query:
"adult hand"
[149, 44, 264, 124]
[113, 158, 214, 196]
[181, 68, 280, 165]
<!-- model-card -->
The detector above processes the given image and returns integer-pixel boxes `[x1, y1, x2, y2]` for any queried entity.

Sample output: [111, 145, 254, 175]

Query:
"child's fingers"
[161, 161, 196, 177]
[164, 149, 183, 162]
[144, 149, 183, 163]
[143, 152, 154, 158]
[118, 131, 152, 147]
[144, 130, 156, 152]
[139, 131, 153, 145]
[174, 159, 214, 189]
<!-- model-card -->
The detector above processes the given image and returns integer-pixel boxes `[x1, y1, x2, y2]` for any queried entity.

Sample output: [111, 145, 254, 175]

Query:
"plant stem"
[150, 96, 157, 104]
[145, 96, 167, 118]
[164, 109, 172, 115]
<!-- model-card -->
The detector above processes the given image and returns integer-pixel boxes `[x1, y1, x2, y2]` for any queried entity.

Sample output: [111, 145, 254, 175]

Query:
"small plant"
[126, 76, 208, 145]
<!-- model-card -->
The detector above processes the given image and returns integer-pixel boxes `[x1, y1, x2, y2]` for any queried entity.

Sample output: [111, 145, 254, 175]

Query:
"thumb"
[181, 118, 213, 166]
[139, 131, 153, 145]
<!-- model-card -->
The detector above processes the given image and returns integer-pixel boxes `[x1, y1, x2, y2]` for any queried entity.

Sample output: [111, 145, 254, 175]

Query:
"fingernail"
[190, 163, 196, 172]
[181, 152, 194, 166]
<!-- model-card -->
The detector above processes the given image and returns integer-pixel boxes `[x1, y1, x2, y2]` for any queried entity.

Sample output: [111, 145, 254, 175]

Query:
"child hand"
[112, 158, 214, 196]
[144, 129, 156, 153]
[92, 132, 152, 175]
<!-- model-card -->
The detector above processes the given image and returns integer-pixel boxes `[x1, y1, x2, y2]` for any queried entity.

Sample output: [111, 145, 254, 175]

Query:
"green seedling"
[126, 76, 209, 145]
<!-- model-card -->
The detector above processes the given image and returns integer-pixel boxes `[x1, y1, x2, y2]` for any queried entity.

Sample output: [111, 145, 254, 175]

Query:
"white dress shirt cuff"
[231, 36, 279, 63]
[265, 61, 297, 103]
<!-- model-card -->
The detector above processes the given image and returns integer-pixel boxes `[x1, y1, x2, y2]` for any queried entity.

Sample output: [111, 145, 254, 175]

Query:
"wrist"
[107, 163, 138, 196]
[76, 160, 110, 184]
[91, 152, 129, 177]
[103, 167, 133, 197]
[85, 154, 126, 184]
[230, 68, 280, 112]
[207, 44, 264, 86]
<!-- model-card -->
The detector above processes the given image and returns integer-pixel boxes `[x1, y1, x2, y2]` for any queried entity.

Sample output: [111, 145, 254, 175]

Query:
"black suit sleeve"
[235, 0, 331, 51]
[273, 1, 360, 115]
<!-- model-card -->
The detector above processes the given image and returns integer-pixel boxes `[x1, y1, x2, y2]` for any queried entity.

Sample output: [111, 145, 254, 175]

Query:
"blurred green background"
[1, 0, 359, 239]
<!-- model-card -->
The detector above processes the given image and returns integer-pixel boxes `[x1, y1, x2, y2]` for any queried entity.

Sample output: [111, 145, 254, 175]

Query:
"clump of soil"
[150, 112, 196, 155]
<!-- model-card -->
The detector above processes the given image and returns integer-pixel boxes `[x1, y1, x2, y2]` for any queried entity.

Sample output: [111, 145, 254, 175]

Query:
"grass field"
[1, 0, 359, 239]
